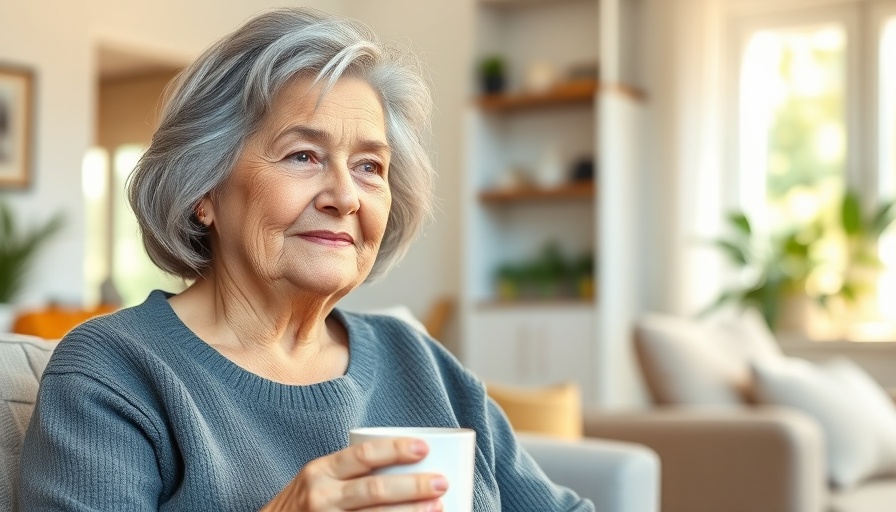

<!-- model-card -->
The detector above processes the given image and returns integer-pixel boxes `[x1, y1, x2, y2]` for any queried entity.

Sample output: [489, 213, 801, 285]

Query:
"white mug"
[349, 427, 476, 512]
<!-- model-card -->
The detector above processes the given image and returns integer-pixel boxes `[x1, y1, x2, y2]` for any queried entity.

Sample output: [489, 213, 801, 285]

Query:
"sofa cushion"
[634, 309, 781, 405]
[487, 382, 583, 440]
[752, 357, 896, 489]
[0, 334, 56, 511]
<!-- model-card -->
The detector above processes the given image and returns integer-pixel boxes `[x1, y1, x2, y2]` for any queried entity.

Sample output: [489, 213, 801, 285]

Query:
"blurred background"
[2, 0, 896, 411]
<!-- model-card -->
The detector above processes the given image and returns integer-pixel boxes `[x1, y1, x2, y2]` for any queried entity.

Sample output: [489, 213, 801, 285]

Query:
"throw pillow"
[635, 314, 749, 405]
[752, 357, 896, 488]
[486, 381, 583, 440]
[711, 307, 783, 364]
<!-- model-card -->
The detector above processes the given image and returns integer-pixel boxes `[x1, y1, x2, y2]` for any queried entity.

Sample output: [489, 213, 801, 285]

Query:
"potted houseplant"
[478, 55, 507, 95]
[704, 189, 896, 332]
[704, 210, 820, 331]
[0, 201, 65, 328]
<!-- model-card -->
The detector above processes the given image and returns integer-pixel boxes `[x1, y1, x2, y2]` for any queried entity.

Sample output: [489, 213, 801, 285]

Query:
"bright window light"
[877, 17, 896, 322]
[110, 144, 186, 306]
[740, 24, 847, 228]
[739, 24, 848, 338]
[82, 147, 110, 306]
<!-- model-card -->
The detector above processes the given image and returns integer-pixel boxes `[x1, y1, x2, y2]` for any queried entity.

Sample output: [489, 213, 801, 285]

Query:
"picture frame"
[0, 64, 34, 188]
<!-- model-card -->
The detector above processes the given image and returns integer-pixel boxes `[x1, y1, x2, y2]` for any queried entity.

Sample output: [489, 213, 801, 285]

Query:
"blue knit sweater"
[21, 291, 592, 511]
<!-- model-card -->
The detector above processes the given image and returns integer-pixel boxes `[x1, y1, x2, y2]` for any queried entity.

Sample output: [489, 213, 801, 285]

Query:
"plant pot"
[482, 75, 505, 95]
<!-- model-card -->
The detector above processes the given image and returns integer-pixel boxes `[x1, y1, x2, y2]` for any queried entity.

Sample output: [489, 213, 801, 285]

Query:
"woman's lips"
[297, 230, 355, 247]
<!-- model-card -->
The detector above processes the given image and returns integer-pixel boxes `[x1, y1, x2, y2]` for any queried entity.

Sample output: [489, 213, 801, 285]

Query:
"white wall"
[0, 0, 95, 306]
[0, 0, 468, 345]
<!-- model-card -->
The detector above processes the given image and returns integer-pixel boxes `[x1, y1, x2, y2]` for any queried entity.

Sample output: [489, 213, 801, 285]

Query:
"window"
[83, 144, 185, 308]
[82, 147, 110, 306]
[877, 14, 896, 322]
[88, 69, 185, 307]
[733, 2, 896, 339]
[739, 23, 847, 229]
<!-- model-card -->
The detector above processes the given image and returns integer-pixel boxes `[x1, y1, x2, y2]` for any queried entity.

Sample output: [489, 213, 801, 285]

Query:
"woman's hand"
[261, 437, 448, 511]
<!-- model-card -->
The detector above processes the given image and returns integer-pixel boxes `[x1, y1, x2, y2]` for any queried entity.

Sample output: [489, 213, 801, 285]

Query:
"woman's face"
[204, 74, 392, 297]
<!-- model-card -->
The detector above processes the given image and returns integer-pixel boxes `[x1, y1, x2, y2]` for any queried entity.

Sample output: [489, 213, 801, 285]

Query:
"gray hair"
[128, 7, 434, 281]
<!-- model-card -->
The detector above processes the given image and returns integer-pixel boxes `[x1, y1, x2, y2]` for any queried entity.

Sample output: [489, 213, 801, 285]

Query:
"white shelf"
[462, 0, 644, 408]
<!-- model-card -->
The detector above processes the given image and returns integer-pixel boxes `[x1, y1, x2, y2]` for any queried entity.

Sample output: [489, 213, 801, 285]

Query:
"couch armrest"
[518, 433, 660, 512]
[584, 407, 827, 512]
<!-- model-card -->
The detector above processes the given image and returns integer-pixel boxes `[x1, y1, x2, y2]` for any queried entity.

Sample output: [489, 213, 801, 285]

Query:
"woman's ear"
[196, 198, 214, 227]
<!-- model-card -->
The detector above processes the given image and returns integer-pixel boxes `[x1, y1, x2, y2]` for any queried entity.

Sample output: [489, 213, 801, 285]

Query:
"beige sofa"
[589, 311, 896, 512]
[586, 405, 896, 512]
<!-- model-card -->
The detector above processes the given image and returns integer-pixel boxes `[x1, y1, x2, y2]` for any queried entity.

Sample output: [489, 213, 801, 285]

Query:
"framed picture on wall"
[0, 64, 34, 188]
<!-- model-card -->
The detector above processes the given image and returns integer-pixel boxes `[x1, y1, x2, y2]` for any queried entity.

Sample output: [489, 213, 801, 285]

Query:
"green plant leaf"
[841, 190, 862, 236]
[728, 212, 752, 236]
[0, 203, 65, 303]
[712, 239, 749, 265]
[871, 201, 896, 236]
[697, 289, 744, 319]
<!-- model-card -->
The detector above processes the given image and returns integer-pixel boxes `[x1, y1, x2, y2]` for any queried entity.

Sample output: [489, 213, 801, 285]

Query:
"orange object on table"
[12, 304, 118, 340]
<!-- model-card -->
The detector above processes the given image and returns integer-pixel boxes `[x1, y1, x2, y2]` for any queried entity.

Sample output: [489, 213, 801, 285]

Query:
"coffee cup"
[349, 427, 476, 511]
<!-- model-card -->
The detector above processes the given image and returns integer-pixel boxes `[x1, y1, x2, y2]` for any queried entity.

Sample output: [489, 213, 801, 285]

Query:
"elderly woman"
[21, 8, 592, 512]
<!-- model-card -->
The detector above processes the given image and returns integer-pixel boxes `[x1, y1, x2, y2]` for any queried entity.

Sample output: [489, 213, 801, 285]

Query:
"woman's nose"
[315, 165, 360, 216]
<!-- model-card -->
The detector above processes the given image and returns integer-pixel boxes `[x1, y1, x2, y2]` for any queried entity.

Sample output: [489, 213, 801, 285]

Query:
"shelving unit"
[460, 0, 644, 407]
[476, 79, 598, 112]
[478, 181, 595, 203]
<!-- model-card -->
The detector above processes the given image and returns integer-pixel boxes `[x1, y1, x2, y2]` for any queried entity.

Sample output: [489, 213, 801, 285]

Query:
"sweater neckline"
[142, 289, 379, 409]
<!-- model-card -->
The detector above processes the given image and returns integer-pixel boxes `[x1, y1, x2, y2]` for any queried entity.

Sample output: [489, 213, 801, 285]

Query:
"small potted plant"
[0, 201, 65, 327]
[478, 55, 507, 95]
[495, 263, 523, 301]
[571, 251, 595, 299]
[703, 211, 818, 331]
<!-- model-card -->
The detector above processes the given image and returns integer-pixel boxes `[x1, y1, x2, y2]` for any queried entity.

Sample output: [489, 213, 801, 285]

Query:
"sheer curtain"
[639, 0, 727, 317]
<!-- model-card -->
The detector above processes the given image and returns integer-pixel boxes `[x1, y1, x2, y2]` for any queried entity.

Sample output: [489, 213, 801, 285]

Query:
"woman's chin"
[287, 268, 364, 299]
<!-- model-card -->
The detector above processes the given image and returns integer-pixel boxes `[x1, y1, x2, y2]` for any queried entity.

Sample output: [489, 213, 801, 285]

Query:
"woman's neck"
[167, 271, 350, 385]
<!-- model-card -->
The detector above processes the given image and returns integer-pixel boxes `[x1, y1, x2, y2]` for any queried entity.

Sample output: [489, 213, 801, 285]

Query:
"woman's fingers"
[265, 438, 447, 511]
[356, 499, 444, 512]
[327, 438, 429, 480]
[338, 473, 448, 510]
[352, 500, 445, 512]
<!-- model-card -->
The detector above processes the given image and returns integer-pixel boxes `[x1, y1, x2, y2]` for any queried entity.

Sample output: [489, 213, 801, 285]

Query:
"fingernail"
[431, 477, 448, 492]
[427, 502, 443, 512]
[411, 440, 427, 456]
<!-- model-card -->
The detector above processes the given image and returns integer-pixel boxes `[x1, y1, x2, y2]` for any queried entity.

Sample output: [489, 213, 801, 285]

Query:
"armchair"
[520, 433, 660, 512]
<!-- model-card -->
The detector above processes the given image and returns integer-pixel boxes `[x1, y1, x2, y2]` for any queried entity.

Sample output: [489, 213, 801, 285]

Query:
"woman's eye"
[290, 151, 316, 164]
[358, 162, 381, 174]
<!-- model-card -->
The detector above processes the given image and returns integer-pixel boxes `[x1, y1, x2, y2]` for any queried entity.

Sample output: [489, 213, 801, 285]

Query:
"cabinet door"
[536, 308, 595, 404]
[465, 306, 595, 403]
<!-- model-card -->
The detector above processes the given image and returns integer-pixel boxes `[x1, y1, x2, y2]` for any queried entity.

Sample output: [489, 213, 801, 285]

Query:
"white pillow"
[710, 307, 782, 364]
[634, 309, 782, 405]
[635, 314, 748, 405]
[752, 357, 896, 488]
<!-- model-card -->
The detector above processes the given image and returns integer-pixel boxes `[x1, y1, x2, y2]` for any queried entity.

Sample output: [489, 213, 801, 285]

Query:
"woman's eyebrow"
[276, 125, 391, 155]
